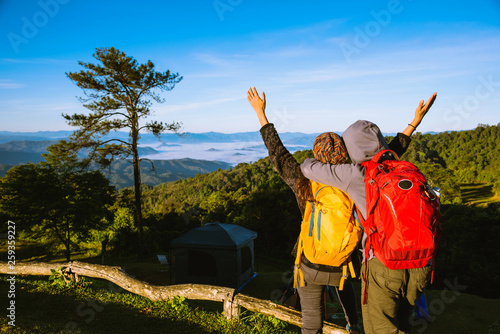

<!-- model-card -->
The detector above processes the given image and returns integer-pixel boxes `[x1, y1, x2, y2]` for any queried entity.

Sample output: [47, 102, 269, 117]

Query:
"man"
[300, 93, 437, 333]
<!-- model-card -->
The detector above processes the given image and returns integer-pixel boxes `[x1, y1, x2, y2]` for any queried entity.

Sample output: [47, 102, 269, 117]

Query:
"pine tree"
[64, 47, 182, 258]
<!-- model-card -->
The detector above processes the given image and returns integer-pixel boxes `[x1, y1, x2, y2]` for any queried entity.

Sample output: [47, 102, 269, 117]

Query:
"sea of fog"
[140, 141, 310, 165]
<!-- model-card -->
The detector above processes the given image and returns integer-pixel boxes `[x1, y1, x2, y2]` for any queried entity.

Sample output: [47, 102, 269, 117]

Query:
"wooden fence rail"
[0, 261, 347, 334]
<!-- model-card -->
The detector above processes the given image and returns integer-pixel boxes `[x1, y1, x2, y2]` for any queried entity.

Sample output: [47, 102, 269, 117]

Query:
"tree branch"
[96, 138, 131, 147]
[138, 158, 155, 171]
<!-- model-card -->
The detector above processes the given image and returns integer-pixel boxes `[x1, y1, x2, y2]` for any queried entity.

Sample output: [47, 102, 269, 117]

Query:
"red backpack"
[359, 149, 441, 300]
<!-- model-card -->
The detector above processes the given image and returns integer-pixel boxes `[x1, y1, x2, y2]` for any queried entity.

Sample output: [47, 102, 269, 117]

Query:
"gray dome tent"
[171, 222, 257, 289]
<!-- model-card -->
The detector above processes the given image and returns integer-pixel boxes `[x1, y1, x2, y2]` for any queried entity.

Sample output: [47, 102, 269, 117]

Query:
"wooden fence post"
[223, 298, 239, 320]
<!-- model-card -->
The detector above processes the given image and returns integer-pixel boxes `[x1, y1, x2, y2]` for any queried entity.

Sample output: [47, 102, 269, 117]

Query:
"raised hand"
[414, 92, 437, 126]
[403, 92, 437, 136]
[247, 87, 269, 126]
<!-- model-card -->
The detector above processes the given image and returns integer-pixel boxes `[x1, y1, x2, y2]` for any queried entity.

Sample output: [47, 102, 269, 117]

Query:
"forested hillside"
[101, 158, 231, 188]
[136, 124, 499, 297]
[142, 124, 500, 230]
[389, 123, 500, 202]
[0, 155, 231, 189]
[139, 151, 313, 259]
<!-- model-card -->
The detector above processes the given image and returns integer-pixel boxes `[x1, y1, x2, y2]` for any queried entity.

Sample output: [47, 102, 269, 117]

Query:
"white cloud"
[159, 96, 243, 113]
[0, 58, 75, 66]
[0, 79, 24, 89]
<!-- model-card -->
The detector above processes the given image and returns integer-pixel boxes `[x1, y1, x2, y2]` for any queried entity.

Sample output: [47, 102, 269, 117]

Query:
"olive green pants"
[361, 258, 431, 334]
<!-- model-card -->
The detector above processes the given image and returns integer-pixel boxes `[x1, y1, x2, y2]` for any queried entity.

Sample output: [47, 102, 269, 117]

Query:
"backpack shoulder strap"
[374, 149, 400, 162]
[363, 149, 400, 168]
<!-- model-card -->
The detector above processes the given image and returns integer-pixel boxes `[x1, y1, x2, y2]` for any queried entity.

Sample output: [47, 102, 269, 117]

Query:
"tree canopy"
[64, 47, 183, 165]
[0, 147, 115, 261]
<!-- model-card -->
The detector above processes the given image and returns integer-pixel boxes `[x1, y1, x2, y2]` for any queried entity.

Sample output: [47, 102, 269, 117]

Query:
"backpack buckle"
[378, 164, 388, 173]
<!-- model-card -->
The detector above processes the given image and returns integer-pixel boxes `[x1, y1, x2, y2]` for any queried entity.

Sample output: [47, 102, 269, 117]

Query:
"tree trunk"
[65, 221, 71, 261]
[131, 120, 144, 260]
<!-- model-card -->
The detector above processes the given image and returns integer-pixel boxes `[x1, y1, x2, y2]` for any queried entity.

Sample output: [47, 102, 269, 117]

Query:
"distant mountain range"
[99, 158, 232, 188]
[0, 130, 324, 163]
[0, 125, 485, 193]
[0, 157, 231, 189]
[0, 140, 160, 165]
[0, 128, 456, 188]
[0, 130, 324, 188]
[0, 130, 324, 144]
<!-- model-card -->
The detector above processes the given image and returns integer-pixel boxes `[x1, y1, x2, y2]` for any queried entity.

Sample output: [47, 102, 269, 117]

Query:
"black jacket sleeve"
[260, 123, 305, 214]
[388, 132, 412, 158]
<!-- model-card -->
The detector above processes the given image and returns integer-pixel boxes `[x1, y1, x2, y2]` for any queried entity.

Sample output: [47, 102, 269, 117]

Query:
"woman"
[248, 87, 363, 334]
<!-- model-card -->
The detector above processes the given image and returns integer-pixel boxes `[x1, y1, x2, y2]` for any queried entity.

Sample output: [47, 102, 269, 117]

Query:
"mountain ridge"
[0, 157, 232, 189]
[0, 130, 327, 144]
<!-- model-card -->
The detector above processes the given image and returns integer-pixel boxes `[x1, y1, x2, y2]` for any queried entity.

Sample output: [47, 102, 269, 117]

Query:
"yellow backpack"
[294, 181, 362, 290]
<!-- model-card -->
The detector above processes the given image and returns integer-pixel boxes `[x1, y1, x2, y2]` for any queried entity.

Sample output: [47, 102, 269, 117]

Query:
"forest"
[1, 123, 499, 299]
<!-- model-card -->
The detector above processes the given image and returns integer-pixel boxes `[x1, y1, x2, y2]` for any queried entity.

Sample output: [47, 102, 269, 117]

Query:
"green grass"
[2, 271, 499, 334]
[0, 275, 300, 334]
[0, 240, 302, 334]
[410, 288, 500, 334]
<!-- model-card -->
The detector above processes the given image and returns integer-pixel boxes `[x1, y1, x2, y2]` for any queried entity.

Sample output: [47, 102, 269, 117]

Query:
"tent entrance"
[188, 249, 217, 277]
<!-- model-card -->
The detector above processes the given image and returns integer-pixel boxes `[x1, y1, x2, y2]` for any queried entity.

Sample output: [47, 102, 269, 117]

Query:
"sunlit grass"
[460, 183, 499, 206]
[0, 275, 300, 334]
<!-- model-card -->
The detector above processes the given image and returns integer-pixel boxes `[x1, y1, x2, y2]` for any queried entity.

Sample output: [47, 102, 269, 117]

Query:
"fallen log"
[0, 261, 234, 302]
[234, 294, 347, 334]
[0, 261, 348, 333]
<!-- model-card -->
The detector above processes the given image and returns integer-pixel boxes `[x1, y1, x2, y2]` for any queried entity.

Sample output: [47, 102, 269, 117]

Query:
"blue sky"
[1, 0, 499, 134]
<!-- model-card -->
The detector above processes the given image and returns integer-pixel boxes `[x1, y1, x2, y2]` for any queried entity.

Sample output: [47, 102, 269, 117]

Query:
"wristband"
[408, 124, 417, 129]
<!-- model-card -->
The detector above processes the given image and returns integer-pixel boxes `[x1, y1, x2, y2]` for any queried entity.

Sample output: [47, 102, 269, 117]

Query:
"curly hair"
[297, 132, 348, 204]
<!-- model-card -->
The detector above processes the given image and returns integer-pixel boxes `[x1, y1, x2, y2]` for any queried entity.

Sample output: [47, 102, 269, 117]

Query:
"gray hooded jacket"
[300, 120, 391, 219]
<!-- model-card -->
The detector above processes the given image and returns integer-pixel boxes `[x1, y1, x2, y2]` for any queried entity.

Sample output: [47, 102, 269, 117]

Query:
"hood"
[342, 120, 388, 164]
